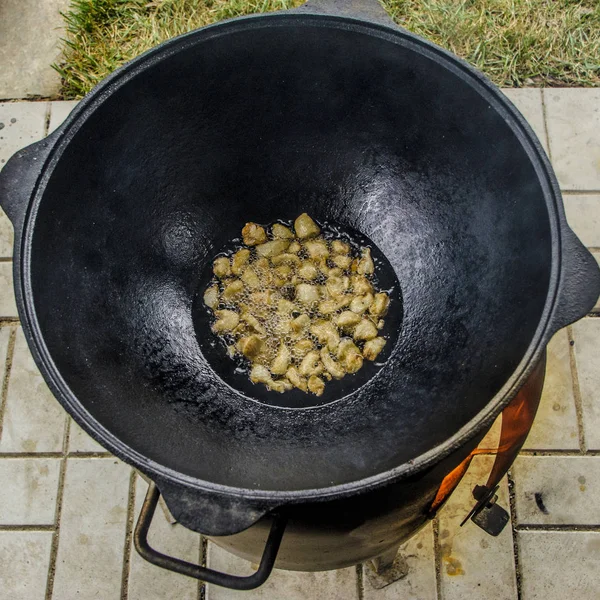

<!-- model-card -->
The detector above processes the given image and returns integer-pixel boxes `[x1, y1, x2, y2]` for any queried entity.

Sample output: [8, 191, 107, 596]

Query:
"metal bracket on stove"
[460, 484, 510, 537]
[364, 547, 408, 589]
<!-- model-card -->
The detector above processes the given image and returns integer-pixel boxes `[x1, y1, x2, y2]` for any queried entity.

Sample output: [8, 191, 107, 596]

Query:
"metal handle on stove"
[134, 482, 287, 591]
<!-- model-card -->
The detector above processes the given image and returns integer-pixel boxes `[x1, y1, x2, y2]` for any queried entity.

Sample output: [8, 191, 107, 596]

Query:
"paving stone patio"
[0, 0, 71, 99]
[0, 89, 599, 599]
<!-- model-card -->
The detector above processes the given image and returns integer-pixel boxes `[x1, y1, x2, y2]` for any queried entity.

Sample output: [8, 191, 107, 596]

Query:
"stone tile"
[0, 531, 53, 600]
[0, 0, 71, 99]
[0, 326, 9, 377]
[502, 88, 548, 153]
[571, 318, 600, 450]
[69, 420, 108, 454]
[594, 253, 600, 312]
[128, 476, 200, 600]
[564, 195, 600, 248]
[206, 543, 359, 600]
[518, 531, 600, 600]
[437, 455, 517, 600]
[524, 329, 579, 450]
[478, 331, 578, 451]
[512, 456, 600, 525]
[0, 206, 14, 257]
[48, 100, 79, 134]
[0, 261, 17, 317]
[52, 458, 131, 600]
[544, 89, 600, 191]
[0, 458, 60, 525]
[362, 523, 436, 600]
[1, 328, 66, 452]
[0, 102, 47, 168]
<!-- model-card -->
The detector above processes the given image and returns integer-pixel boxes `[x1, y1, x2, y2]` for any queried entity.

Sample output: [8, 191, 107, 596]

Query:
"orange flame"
[429, 354, 546, 516]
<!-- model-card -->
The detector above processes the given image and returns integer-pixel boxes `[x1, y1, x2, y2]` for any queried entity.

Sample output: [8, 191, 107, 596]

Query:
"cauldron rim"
[11, 11, 576, 502]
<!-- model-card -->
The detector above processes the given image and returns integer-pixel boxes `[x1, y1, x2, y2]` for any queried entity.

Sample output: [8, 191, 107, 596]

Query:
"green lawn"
[55, 0, 600, 98]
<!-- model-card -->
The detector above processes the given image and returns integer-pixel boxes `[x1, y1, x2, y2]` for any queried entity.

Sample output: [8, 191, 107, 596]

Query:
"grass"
[55, 0, 600, 98]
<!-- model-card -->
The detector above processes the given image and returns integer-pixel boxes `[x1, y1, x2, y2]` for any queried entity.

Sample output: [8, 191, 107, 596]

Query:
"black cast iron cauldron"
[1, 0, 599, 591]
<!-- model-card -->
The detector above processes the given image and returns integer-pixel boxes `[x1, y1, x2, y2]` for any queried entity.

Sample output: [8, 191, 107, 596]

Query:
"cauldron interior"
[29, 17, 552, 491]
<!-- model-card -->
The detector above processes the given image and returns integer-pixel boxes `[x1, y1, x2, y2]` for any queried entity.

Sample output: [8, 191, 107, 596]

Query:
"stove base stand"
[365, 546, 408, 589]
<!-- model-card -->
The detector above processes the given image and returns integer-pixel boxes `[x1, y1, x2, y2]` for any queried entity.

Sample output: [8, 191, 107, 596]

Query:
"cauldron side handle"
[293, 0, 399, 28]
[549, 224, 600, 333]
[156, 478, 281, 537]
[0, 131, 60, 233]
